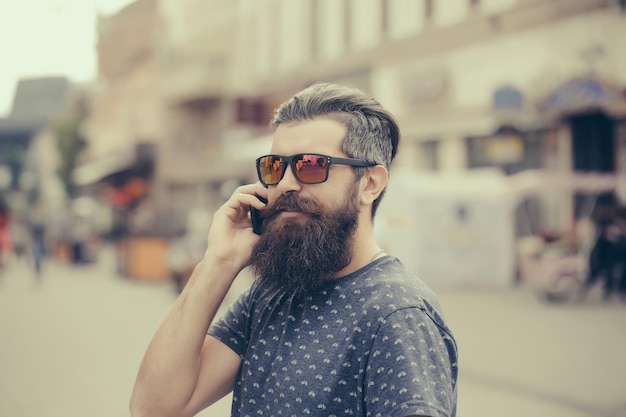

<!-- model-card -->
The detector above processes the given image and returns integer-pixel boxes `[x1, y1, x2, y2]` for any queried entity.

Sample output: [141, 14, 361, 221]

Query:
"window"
[316, 0, 347, 60]
[278, 0, 312, 71]
[419, 140, 440, 171]
[387, 0, 426, 39]
[466, 128, 543, 175]
[481, 0, 518, 15]
[432, 0, 469, 27]
[348, 0, 383, 51]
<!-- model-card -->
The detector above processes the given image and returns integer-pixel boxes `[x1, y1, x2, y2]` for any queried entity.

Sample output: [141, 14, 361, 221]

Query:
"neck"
[332, 222, 381, 278]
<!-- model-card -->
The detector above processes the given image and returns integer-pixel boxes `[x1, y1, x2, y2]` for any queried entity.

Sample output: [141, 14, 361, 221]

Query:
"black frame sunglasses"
[256, 153, 376, 186]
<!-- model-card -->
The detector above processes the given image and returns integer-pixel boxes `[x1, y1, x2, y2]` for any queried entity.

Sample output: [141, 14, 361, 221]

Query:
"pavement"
[1, 245, 625, 417]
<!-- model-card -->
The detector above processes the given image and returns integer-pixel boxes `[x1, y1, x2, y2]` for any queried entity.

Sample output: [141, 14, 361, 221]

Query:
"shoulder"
[345, 257, 453, 335]
[359, 257, 442, 309]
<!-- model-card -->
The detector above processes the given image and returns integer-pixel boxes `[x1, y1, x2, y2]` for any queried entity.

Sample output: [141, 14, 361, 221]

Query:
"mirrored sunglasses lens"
[259, 156, 284, 185]
[295, 154, 327, 183]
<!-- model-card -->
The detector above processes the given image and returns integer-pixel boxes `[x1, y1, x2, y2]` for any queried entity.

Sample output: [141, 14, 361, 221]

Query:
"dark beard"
[250, 185, 359, 296]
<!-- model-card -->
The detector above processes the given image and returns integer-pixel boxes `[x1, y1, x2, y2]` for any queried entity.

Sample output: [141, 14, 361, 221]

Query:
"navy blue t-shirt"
[209, 256, 458, 417]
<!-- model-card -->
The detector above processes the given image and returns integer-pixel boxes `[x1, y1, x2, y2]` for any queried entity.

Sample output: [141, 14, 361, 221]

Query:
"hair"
[270, 82, 400, 217]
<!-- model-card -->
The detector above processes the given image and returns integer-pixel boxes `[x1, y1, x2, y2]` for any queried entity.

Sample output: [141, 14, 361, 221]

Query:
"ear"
[359, 165, 388, 206]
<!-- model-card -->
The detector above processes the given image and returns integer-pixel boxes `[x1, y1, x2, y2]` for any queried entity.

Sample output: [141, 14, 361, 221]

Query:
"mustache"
[261, 193, 324, 220]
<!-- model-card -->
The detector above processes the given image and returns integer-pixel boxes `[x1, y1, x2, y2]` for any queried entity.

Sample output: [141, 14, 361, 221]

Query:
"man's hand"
[204, 183, 268, 271]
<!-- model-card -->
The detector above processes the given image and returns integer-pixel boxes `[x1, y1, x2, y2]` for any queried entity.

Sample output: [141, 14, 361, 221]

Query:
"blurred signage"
[541, 78, 621, 113]
[485, 133, 524, 164]
[492, 86, 524, 111]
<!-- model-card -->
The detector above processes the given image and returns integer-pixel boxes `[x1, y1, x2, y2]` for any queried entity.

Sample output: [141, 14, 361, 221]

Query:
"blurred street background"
[1, 245, 625, 417]
[1, 0, 626, 416]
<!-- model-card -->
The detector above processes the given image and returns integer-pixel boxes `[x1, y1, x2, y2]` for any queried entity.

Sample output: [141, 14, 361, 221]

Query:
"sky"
[0, 0, 135, 117]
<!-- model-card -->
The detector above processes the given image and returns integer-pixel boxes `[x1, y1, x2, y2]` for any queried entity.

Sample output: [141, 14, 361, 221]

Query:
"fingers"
[212, 183, 269, 231]
[204, 183, 267, 268]
[224, 183, 268, 214]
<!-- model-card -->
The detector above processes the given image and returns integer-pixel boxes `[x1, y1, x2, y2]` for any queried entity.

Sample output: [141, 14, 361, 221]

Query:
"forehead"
[270, 118, 347, 155]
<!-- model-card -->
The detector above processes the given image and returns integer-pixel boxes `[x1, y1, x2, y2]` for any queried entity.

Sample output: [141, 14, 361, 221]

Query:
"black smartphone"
[251, 195, 267, 235]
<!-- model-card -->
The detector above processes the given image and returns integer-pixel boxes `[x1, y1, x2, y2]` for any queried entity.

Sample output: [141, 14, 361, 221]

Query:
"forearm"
[130, 257, 241, 417]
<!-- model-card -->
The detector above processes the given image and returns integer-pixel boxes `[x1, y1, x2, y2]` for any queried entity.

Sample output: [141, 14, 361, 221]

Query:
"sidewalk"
[441, 286, 626, 417]
[0, 247, 238, 417]
[0, 247, 625, 417]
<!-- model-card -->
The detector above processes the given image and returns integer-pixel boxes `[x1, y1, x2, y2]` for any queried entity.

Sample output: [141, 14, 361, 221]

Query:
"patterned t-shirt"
[208, 256, 458, 417]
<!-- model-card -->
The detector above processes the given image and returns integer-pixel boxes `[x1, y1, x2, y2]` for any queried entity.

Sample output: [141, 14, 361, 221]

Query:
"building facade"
[86, 0, 626, 283]
[181, 0, 626, 233]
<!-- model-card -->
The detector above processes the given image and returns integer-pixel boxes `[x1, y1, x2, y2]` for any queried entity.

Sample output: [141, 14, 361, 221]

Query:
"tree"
[5, 144, 26, 190]
[55, 116, 86, 198]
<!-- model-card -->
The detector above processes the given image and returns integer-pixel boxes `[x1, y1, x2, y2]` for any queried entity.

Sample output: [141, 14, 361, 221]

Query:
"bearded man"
[130, 83, 458, 417]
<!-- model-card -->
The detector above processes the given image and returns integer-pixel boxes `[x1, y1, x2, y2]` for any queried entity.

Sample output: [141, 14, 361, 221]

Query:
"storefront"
[72, 143, 168, 280]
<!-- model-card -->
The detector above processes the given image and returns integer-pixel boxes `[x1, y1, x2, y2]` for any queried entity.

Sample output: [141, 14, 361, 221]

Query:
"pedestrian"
[0, 196, 12, 272]
[130, 83, 458, 417]
[10, 216, 30, 262]
[610, 204, 626, 301]
[22, 201, 46, 282]
[584, 192, 625, 300]
[30, 218, 46, 278]
[69, 213, 91, 264]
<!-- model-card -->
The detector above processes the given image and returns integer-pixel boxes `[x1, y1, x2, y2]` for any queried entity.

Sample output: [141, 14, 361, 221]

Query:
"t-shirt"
[209, 256, 458, 417]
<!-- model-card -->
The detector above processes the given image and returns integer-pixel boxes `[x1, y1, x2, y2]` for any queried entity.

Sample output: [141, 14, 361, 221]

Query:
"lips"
[279, 210, 302, 218]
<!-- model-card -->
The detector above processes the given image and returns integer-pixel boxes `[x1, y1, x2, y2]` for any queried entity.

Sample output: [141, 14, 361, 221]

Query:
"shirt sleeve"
[207, 287, 254, 358]
[364, 306, 458, 417]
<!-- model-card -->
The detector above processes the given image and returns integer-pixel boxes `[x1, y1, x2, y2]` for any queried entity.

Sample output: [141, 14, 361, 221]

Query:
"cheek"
[338, 182, 362, 211]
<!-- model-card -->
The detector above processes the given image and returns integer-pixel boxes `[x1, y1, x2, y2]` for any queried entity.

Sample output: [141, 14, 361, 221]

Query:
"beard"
[250, 184, 360, 296]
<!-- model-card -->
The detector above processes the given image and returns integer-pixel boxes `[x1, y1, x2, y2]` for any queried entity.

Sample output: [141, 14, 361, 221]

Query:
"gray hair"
[270, 82, 400, 216]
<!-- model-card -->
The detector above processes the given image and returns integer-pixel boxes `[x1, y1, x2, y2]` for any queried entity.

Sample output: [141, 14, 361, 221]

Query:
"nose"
[275, 162, 302, 193]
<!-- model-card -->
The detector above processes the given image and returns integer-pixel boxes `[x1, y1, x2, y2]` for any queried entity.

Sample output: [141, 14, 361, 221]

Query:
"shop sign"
[485, 133, 524, 164]
[541, 78, 621, 113]
[492, 86, 524, 111]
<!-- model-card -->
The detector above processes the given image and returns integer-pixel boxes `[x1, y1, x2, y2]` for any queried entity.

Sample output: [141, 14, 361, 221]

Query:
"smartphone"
[251, 195, 267, 235]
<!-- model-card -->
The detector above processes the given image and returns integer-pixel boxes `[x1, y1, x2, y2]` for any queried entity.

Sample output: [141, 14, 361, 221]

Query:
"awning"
[539, 77, 626, 116]
[73, 151, 135, 187]
[101, 178, 149, 208]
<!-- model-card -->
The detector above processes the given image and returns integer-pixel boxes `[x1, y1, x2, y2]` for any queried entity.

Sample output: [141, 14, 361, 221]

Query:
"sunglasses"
[256, 153, 376, 186]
